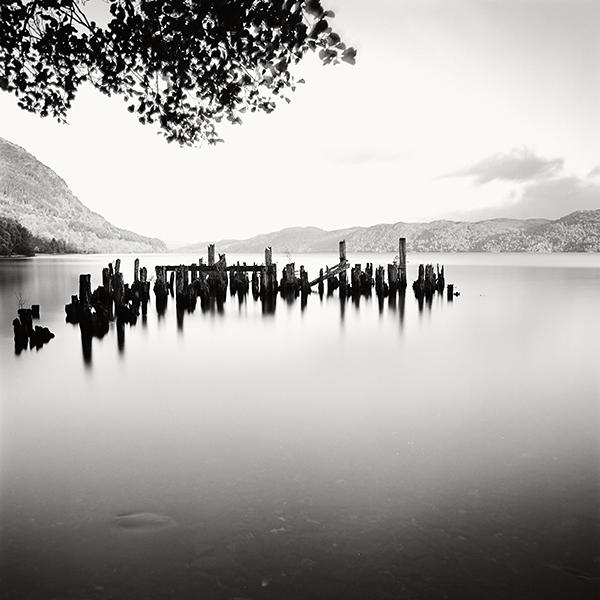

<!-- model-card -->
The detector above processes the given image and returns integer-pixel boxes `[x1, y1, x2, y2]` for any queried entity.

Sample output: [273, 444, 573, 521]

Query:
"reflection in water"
[80, 327, 92, 366]
[116, 319, 125, 354]
[1, 253, 599, 600]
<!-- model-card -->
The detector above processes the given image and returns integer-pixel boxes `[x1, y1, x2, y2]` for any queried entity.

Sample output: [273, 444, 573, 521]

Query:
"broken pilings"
[13, 306, 54, 353]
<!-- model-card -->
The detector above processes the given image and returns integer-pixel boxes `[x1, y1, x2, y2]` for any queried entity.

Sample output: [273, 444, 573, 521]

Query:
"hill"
[179, 212, 600, 253]
[0, 137, 166, 253]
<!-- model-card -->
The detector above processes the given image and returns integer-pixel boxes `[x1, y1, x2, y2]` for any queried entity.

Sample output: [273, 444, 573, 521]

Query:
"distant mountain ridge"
[0, 137, 166, 253]
[180, 211, 600, 253]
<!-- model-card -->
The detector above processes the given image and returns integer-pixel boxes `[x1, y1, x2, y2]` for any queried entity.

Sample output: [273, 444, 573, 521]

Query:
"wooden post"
[375, 265, 386, 296]
[318, 268, 324, 296]
[447, 283, 454, 301]
[134, 258, 139, 282]
[176, 265, 184, 303]
[113, 273, 124, 308]
[339, 240, 347, 297]
[102, 267, 110, 293]
[114, 258, 121, 275]
[437, 265, 445, 292]
[208, 244, 215, 266]
[399, 237, 406, 287]
[387, 263, 398, 292]
[265, 247, 273, 266]
[79, 274, 91, 305]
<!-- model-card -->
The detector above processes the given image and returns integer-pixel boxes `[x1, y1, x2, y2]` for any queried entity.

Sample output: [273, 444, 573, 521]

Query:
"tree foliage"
[0, 217, 35, 255]
[0, 0, 356, 145]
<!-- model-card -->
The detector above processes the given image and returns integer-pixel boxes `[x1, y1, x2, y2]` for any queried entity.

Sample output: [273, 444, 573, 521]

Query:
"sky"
[1, 0, 599, 245]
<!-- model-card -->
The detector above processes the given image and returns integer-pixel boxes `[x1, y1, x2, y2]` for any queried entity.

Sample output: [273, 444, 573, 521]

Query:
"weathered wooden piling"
[387, 263, 399, 292]
[154, 265, 168, 298]
[208, 244, 215, 267]
[280, 262, 297, 295]
[261, 247, 278, 297]
[399, 237, 407, 288]
[14, 306, 54, 352]
[79, 274, 92, 305]
[175, 265, 185, 304]
[299, 265, 311, 296]
[447, 284, 454, 300]
[437, 265, 445, 292]
[113, 272, 125, 308]
[375, 265, 388, 297]
[339, 240, 348, 298]
[251, 266, 260, 299]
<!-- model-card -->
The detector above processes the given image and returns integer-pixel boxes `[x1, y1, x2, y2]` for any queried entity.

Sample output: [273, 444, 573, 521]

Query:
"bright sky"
[1, 0, 599, 244]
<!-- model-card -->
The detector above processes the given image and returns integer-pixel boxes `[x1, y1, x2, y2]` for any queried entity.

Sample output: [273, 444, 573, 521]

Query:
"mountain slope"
[180, 212, 600, 253]
[0, 137, 166, 253]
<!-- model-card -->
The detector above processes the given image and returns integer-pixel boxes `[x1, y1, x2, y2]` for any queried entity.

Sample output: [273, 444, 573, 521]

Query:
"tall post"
[265, 247, 272, 266]
[79, 274, 91, 305]
[208, 244, 215, 267]
[399, 237, 407, 288]
[134, 258, 140, 282]
[339, 240, 346, 262]
[339, 240, 347, 297]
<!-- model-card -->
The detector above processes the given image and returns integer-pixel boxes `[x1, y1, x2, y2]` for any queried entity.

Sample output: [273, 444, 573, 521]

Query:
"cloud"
[588, 164, 600, 178]
[443, 148, 564, 184]
[510, 176, 600, 218]
[447, 175, 600, 221]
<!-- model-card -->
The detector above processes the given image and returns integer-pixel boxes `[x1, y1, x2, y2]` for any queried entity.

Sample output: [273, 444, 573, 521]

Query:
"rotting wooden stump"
[229, 262, 250, 298]
[349, 262, 374, 297]
[299, 265, 311, 297]
[280, 262, 298, 296]
[387, 263, 399, 293]
[13, 307, 54, 353]
[412, 263, 448, 300]
[261, 247, 278, 298]
[375, 265, 389, 297]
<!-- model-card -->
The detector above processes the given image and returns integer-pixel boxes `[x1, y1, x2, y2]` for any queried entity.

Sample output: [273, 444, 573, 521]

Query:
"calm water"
[1, 252, 599, 600]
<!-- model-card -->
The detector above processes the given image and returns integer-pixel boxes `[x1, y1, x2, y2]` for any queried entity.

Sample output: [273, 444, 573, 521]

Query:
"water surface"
[1, 252, 599, 599]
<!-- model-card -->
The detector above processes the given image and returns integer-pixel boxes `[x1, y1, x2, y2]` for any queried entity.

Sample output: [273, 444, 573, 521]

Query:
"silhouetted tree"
[0, 0, 356, 145]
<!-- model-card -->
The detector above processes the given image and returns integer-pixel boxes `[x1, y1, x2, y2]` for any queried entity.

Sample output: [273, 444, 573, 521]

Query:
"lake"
[1, 252, 599, 599]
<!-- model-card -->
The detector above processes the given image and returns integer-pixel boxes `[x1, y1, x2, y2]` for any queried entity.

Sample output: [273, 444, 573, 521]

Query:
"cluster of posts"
[64, 258, 151, 361]
[152, 237, 455, 315]
[57, 236, 457, 360]
[12, 304, 54, 353]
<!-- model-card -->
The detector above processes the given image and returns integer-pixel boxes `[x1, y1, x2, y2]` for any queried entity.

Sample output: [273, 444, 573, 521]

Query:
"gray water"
[1, 252, 599, 599]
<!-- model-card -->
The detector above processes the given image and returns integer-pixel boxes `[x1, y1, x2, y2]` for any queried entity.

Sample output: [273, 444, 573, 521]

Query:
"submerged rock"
[114, 512, 177, 531]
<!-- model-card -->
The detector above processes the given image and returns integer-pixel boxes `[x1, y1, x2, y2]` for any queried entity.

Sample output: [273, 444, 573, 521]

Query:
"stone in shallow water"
[114, 512, 177, 531]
